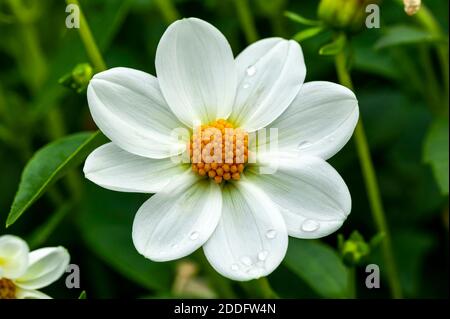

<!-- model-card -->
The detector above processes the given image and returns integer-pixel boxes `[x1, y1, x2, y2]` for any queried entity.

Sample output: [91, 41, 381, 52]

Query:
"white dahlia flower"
[83, 18, 359, 281]
[0, 235, 70, 299]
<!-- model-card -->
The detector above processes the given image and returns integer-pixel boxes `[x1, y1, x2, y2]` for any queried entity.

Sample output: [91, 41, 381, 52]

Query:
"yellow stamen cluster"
[0, 278, 16, 299]
[189, 119, 249, 184]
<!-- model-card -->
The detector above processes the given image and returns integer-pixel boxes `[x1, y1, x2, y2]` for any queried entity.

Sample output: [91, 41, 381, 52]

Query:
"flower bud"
[338, 231, 371, 266]
[318, 0, 379, 33]
[59, 63, 93, 93]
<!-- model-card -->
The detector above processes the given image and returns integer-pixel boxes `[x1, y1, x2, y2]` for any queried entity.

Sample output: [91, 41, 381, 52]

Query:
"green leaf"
[393, 230, 435, 297]
[78, 184, 174, 292]
[374, 25, 446, 50]
[284, 11, 322, 26]
[78, 291, 87, 299]
[6, 131, 106, 227]
[293, 26, 325, 42]
[284, 238, 350, 298]
[319, 33, 347, 56]
[352, 43, 400, 80]
[423, 118, 449, 195]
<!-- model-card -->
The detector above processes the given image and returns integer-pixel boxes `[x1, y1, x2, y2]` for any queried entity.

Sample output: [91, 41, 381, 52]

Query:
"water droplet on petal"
[246, 65, 256, 76]
[243, 82, 250, 89]
[301, 219, 320, 232]
[266, 230, 277, 239]
[298, 141, 312, 149]
[240, 256, 253, 266]
[246, 268, 261, 278]
[258, 250, 269, 261]
[231, 264, 239, 271]
[189, 231, 199, 240]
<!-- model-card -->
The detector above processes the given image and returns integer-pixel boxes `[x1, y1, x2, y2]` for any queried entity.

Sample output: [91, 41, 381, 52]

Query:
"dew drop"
[231, 264, 239, 271]
[265, 229, 277, 239]
[246, 65, 256, 76]
[258, 250, 269, 261]
[240, 256, 253, 266]
[298, 141, 312, 149]
[246, 268, 261, 278]
[301, 219, 320, 232]
[189, 231, 199, 240]
[242, 82, 250, 89]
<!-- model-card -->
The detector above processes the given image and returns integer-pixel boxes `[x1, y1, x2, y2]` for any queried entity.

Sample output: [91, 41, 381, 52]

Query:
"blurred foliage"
[0, 0, 448, 299]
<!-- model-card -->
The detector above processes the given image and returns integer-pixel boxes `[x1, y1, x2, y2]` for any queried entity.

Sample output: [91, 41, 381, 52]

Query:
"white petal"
[15, 288, 51, 299]
[15, 247, 70, 290]
[203, 181, 288, 281]
[132, 172, 222, 262]
[266, 81, 359, 160]
[84, 142, 188, 193]
[229, 38, 306, 131]
[87, 67, 187, 159]
[247, 155, 351, 239]
[0, 235, 29, 279]
[155, 18, 237, 126]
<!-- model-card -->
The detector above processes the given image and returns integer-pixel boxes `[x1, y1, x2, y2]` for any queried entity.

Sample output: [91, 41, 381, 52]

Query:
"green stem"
[195, 251, 237, 298]
[240, 278, 279, 299]
[418, 45, 442, 115]
[348, 266, 356, 298]
[0, 84, 5, 119]
[234, 0, 259, 43]
[414, 5, 449, 114]
[256, 277, 279, 298]
[154, 0, 180, 24]
[395, 0, 449, 112]
[66, 0, 107, 72]
[17, 25, 47, 92]
[270, 13, 288, 38]
[7, 0, 46, 92]
[335, 51, 402, 299]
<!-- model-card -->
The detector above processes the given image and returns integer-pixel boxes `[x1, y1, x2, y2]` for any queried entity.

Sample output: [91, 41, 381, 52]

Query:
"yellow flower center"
[0, 278, 16, 299]
[189, 119, 249, 184]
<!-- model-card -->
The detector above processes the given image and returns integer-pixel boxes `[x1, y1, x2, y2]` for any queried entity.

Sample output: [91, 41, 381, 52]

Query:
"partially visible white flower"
[0, 235, 70, 299]
[83, 18, 359, 281]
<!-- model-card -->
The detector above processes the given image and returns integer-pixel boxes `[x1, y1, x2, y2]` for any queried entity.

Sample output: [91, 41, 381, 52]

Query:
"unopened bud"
[59, 63, 93, 93]
[338, 231, 371, 266]
[318, 0, 379, 33]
